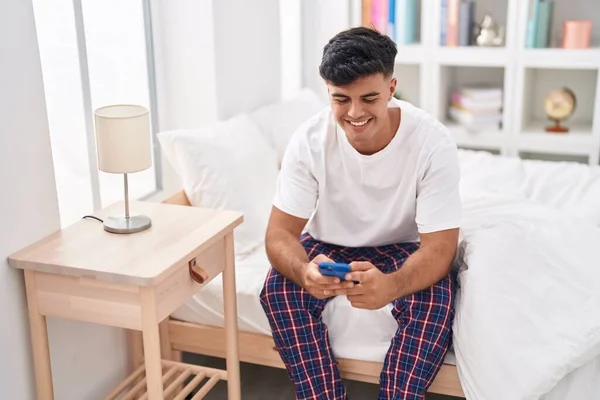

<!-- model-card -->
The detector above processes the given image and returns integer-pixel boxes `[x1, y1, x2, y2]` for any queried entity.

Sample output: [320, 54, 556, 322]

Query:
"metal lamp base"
[103, 215, 152, 234]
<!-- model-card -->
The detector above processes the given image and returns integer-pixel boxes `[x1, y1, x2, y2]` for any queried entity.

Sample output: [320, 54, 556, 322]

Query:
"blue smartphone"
[318, 262, 351, 281]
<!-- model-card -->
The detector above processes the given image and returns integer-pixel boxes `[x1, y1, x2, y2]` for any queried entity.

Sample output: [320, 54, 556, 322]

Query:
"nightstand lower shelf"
[106, 359, 227, 400]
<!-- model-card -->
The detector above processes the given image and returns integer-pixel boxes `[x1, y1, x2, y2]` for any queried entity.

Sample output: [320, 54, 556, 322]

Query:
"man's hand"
[342, 262, 398, 310]
[301, 254, 355, 300]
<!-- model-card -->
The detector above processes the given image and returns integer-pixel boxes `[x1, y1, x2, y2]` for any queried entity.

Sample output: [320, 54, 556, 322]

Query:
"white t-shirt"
[273, 98, 461, 247]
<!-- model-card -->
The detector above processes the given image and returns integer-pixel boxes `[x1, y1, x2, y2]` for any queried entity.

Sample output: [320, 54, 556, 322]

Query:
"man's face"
[327, 73, 397, 149]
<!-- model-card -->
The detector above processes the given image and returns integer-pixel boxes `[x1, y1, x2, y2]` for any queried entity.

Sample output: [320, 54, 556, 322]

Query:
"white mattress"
[171, 248, 458, 365]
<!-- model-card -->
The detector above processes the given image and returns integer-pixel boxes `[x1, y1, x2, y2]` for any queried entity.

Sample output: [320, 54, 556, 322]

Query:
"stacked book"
[526, 0, 555, 48]
[441, 0, 476, 46]
[362, 0, 419, 45]
[449, 87, 503, 132]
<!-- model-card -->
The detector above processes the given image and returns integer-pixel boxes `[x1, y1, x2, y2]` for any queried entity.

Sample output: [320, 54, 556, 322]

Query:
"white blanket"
[453, 189, 600, 399]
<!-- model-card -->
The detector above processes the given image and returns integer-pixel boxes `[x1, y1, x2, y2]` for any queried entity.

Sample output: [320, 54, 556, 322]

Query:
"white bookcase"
[349, 0, 600, 164]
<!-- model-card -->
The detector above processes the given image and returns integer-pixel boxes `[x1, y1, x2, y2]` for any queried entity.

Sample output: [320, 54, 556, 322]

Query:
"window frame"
[72, 0, 162, 210]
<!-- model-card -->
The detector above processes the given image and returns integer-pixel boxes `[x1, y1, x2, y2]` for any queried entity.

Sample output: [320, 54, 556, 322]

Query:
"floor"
[183, 353, 462, 400]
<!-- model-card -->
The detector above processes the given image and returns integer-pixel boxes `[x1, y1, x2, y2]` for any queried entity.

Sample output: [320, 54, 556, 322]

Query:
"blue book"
[440, 0, 448, 46]
[395, 0, 406, 45]
[388, 0, 396, 41]
[458, 1, 474, 46]
[526, 0, 540, 48]
[405, 0, 417, 44]
[535, 0, 554, 48]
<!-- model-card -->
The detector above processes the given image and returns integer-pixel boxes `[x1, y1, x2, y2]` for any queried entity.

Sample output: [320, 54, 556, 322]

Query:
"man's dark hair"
[319, 27, 397, 87]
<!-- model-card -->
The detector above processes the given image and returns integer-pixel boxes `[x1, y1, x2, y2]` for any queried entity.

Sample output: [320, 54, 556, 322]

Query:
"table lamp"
[94, 104, 152, 234]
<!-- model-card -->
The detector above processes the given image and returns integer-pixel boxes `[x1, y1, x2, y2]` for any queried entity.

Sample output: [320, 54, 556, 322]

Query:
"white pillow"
[248, 88, 325, 165]
[158, 114, 279, 256]
[521, 159, 600, 227]
[457, 149, 526, 198]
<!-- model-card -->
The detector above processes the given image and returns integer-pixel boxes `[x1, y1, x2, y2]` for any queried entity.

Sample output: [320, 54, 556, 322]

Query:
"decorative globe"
[544, 88, 576, 133]
[545, 88, 576, 121]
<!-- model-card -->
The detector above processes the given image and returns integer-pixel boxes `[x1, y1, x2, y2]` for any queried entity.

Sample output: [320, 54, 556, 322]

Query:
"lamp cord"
[82, 215, 104, 223]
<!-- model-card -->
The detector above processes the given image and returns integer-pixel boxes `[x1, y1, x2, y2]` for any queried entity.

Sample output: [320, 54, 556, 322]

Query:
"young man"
[260, 27, 461, 400]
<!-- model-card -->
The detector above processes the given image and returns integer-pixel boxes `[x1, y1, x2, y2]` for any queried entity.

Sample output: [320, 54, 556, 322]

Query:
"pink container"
[562, 20, 592, 49]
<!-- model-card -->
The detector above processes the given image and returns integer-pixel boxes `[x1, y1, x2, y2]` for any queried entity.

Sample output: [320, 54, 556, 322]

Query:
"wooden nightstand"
[8, 201, 243, 400]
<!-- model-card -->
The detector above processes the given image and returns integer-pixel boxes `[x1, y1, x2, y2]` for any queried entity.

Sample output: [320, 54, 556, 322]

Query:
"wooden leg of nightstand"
[223, 233, 241, 400]
[159, 319, 177, 361]
[159, 319, 181, 399]
[24, 270, 54, 400]
[140, 287, 164, 400]
[129, 329, 144, 368]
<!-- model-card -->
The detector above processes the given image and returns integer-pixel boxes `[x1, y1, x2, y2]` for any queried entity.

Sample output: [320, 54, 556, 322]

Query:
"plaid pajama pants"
[259, 233, 455, 400]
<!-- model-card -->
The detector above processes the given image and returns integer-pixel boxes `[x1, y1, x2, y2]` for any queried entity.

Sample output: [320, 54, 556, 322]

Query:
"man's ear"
[389, 77, 397, 100]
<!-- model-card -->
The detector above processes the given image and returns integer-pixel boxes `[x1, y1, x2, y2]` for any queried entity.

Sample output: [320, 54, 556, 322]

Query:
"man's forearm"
[389, 243, 456, 299]
[265, 228, 309, 286]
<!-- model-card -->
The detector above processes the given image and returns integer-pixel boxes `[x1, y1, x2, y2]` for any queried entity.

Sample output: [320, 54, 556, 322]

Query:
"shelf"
[446, 123, 507, 150]
[105, 359, 225, 400]
[348, 0, 600, 165]
[520, 48, 600, 69]
[435, 47, 509, 67]
[518, 121, 598, 156]
[395, 44, 426, 64]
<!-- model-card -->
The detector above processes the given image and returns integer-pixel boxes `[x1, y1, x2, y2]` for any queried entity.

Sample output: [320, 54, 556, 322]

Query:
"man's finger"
[345, 271, 366, 283]
[349, 261, 375, 271]
[346, 294, 365, 302]
[347, 295, 368, 309]
[314, 283, 352, 294]
[330, 285, 362, 296]
[312, 254, 334, 264]
[318, 281, 355, 290]
[312, 274, 341, 285]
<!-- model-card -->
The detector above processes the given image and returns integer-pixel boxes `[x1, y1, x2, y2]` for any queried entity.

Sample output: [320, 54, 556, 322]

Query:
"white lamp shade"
[94, 104, 152, 173]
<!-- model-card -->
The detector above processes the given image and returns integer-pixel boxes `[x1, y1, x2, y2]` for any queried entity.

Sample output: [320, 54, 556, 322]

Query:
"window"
[32, 0, 160, 227]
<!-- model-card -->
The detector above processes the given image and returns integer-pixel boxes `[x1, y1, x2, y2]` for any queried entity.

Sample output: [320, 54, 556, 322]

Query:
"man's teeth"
[349, 119, 369, 126]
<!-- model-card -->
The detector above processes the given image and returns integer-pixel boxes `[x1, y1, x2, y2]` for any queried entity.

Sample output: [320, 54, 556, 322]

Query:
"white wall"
[279, 0, 303, 100]
[151, 0, 218, 131]
[151, 0, 284, 197]
[153, 0, 282, 126]
[301, 0, 352, 99]
[150, 0, 220, 196]
[212, 0, 281, 119]
[0, 1, 128, 398]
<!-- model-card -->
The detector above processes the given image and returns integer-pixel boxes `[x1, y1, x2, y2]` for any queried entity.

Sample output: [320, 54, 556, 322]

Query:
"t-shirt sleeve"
[416, 142, 462, 234]
[272, 133, 318, 219]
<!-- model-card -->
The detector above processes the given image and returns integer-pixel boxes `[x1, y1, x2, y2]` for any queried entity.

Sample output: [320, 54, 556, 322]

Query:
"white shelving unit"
[354, 0, 600, 164]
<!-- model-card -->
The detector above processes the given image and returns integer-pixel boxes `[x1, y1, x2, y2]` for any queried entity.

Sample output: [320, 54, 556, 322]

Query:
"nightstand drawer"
[34, 272, 142, 330]
[155, 237, 226, 322]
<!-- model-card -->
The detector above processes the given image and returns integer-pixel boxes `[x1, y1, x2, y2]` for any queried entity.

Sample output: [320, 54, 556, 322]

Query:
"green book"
[535, 0, 554, 48]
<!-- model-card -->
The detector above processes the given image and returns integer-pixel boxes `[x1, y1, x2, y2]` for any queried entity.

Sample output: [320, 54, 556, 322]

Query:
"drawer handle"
[188, 257, 209, 284]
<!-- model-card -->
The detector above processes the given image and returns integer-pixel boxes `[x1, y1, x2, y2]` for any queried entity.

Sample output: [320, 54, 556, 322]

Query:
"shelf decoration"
[449, 86, 503, 132]
[475, 14, 505, 47]
[562, 20, 593, 49]
[544, 88, 576, 133]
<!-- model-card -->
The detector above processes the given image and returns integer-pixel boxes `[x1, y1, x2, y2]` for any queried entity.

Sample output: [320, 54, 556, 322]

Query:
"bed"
[149, 89, 600, 399]
[154, 189, 464, 398]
